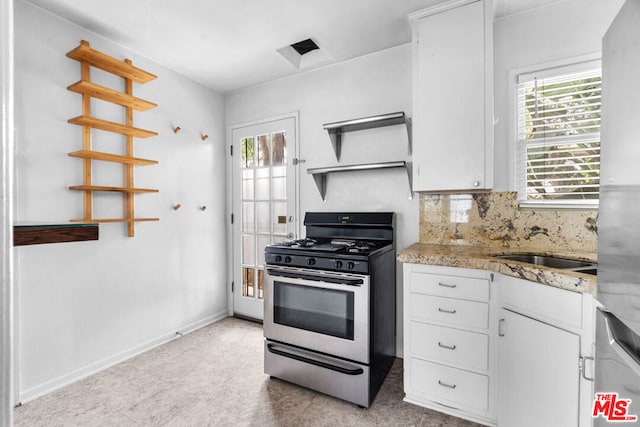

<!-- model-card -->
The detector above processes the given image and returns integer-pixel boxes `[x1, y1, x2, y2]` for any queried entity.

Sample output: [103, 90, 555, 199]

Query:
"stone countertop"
[397, 243, 597, 295]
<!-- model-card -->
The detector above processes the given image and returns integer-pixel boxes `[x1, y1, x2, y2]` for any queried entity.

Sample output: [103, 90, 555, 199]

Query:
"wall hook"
[173, 203, 182, 211]
[200, 205, 207, 211]
[201, 134, 209, 141]
[173, 126, 181, 134]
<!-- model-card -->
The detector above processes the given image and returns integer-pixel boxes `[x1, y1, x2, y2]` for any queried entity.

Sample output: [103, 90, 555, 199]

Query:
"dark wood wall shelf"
[14, 223, 99, 246]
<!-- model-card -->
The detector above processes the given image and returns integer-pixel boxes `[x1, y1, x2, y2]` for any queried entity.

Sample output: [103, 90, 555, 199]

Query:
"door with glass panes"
[231, 116, 298, 320]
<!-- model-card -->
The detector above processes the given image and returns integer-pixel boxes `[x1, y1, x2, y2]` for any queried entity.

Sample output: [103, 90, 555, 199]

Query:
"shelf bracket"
[405, 118, 413, 156]
[311, 172, 328, 202]
[327, 130, 342, 162]
[405, 161, 414, 200]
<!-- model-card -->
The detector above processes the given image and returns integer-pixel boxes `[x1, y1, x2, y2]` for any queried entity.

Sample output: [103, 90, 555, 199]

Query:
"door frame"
[226, 112, 300, 318]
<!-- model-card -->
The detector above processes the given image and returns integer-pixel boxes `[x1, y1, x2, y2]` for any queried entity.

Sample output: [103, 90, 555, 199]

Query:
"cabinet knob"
[473, 180, 480, 187]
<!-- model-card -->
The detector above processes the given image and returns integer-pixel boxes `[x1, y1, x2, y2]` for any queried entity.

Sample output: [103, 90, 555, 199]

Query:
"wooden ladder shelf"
[67, 40, 159, 237]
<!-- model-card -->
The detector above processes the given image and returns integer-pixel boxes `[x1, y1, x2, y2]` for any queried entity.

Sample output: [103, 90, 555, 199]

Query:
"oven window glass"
[273, 281, 354, 340]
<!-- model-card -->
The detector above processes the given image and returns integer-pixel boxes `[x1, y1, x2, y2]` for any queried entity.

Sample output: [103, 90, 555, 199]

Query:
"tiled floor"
[14, 317, 482, 426]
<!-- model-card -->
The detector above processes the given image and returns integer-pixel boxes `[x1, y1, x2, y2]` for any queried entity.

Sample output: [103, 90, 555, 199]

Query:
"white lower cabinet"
[497, 308, 580, 427]
[403, 264, 496, 425]
[403, 264, 596, 427]
[496, 274, 595, 427]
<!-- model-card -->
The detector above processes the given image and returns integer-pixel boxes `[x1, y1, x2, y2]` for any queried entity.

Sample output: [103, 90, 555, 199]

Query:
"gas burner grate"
[280, 238, 318, 248]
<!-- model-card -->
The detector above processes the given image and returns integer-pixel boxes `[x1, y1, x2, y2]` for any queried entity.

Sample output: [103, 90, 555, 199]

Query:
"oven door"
[264, 265, 370, 364]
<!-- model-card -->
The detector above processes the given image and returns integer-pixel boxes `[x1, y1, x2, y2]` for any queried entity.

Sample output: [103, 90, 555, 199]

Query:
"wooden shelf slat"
[68, 150, 158, 166]
[71, 218, 159, 223]
[66, 41, 156, 83]
[68, 116, 158, 138]
[68, 80, 157, 111]
[14, 223, 98, 246]
[69, 185, 158, 194]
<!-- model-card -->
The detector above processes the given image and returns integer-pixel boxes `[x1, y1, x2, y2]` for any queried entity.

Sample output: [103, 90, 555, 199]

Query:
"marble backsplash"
[419, 192, 598, 255]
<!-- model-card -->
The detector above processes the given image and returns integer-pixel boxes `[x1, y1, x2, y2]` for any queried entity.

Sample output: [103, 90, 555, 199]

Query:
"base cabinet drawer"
[411, 294, 489, 330]
[411, 321, 489, 372]
[410, 271, 490, 301]
[411, 358, 489, 413]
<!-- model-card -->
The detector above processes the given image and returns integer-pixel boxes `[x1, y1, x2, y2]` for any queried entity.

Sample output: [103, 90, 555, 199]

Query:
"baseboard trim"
[19, 309, 228, 404]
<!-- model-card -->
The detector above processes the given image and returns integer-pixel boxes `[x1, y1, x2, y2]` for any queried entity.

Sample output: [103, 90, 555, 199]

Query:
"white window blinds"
[517, 60, 601, 207]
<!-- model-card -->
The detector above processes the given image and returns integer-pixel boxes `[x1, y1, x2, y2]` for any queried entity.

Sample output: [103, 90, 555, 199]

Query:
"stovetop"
[268, 238, 389, 255]
[265, 212, 395, 274]
[265, 238, 393, 274]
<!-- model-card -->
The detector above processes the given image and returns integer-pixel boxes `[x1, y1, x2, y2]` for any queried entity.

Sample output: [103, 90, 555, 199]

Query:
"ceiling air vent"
[290, 39, 319, 56]
[277, 37, 331, 70]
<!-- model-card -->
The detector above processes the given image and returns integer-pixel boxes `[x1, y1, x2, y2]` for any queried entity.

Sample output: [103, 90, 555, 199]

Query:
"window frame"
[510, 55, 601, 210]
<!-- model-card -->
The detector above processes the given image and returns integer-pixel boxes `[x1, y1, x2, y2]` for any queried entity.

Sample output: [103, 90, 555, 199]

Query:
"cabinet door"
[498, 308, 581, 427]
[413, 0, 492, 192]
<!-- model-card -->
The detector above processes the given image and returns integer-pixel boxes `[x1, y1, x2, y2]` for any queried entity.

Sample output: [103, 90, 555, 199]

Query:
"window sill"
[518, 201, 599, 210]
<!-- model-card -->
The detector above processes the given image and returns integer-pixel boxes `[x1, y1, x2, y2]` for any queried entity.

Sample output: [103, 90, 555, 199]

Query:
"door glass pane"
[241, 137, 254, 168]
[243, 267, 255, 298]
[242, 235, 255, 266]
[257, 235, 270, 267]
[242, 202, 254, 233]
[273, 281, 354, 340]
[272, 175, 286, 200]
[242, 174, 254, 200]
[272, 131, 287, 165]
[258, 270, 264, 299]
[256, 202, 269, 233]
[257, 134, 271, 166]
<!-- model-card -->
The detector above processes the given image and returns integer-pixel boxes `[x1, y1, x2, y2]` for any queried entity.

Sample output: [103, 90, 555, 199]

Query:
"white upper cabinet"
[410, 0, 494, 192]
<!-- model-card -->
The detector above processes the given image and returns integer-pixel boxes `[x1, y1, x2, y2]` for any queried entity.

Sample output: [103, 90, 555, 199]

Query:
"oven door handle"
[265, 268, 363, 286]
[267, 343, 364, 376]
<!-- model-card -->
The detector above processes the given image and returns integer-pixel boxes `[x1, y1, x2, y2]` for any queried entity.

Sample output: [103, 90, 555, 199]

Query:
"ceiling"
[23, 0, 567, 94]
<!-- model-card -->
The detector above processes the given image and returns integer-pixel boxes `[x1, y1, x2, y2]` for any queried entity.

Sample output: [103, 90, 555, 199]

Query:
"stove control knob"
[284, 256, 292, 263]
[346, 262, 355, 270]
[307, 258, 316, 266]
[335, 261, 343, 269]
[275, 255, 283, 263]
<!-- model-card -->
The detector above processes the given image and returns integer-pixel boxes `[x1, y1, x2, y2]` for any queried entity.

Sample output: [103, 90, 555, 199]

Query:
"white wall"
[226, 44, 418, 354]
[493, 0, 625, 190]
[14, 0, 228, 401]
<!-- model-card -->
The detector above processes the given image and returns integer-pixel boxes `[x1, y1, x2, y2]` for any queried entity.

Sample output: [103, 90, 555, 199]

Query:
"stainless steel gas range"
[263, 212, 396, 407]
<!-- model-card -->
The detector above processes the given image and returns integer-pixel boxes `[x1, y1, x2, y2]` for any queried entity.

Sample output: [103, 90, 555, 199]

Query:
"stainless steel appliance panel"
[597, 3, 640, 424]
[595, 308, 640, 426]
[264, 340, 370, 407]
[264, 266, 370, 364]
[597, 186, 640, 337]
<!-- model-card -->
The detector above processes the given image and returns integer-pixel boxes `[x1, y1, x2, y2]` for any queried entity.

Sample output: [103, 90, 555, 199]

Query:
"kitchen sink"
[494, 254, 597, 275]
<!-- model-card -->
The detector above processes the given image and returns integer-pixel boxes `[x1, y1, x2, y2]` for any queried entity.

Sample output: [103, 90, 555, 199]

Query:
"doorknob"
[287, 233, 295, 239]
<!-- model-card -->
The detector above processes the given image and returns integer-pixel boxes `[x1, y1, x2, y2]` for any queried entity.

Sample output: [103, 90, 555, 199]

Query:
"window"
[516, 60, 601, 207]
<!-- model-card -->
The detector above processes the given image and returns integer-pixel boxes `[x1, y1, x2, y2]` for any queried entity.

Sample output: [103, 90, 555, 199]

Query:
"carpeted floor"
[14, 317, 481, 426]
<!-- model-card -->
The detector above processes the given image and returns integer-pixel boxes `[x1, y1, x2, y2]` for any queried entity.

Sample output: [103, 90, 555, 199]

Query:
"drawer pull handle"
[438, 342, 457, 350]
[438, 282, 457, 288]
[438, 380, 457, 389]
[438, 307, 457, 314]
